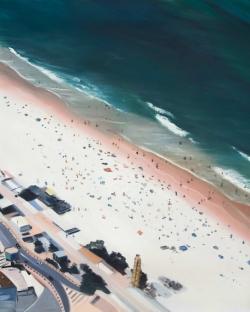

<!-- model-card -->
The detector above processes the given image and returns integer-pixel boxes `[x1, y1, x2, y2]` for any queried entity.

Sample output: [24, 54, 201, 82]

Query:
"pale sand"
[0, 63, 249, 312]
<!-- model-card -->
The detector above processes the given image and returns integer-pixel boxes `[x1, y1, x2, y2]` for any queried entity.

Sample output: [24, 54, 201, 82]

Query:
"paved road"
[19, 250, 79, 291]
[19, 252, 71, 312]
[0, 183, 168, 312]
[0, 222, 78, 312]
[0, 222, 17, 247]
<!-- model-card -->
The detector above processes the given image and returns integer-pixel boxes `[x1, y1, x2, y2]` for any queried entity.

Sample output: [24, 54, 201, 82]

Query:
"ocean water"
[0, 0, 249, 194]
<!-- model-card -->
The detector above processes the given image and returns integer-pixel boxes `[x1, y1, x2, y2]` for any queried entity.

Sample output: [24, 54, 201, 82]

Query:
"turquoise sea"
[0, 0, 249, 194]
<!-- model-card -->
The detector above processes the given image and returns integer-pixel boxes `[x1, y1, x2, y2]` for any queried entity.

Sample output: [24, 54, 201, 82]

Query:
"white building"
[11, 216, 31, 233]
[0, 267, 28, 292]
[53, 250, 67, 262]
[43, 209, 79, 235]
[2, 178, 23, 193]
[0, 198, 13, 210]
[0, 253, 7, 268]
[0, 241, 8, 268]
[37, 236, 50, 252]
[0, 241, 4, 253]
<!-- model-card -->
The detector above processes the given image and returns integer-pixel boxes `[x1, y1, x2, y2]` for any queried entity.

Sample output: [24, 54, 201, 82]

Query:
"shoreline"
[0, 61, 249, 241]
[1, 46, 250, 206]
[0, 61, 250, 240]
[1, 61, 250, 312]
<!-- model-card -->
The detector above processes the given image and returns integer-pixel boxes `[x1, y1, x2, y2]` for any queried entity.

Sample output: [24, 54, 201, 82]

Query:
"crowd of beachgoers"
[0, 63, 249, 312]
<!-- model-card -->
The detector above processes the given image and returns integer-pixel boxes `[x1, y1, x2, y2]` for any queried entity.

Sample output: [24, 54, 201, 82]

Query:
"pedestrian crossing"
[65, 286, 87, 308]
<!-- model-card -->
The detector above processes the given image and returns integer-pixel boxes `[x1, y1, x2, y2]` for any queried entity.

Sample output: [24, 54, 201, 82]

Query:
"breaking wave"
[9, 47, 64, 84]
[155, 114, 189, 137]
[188, 137, 198, 144]
[214, 166, 250, 192]
[232, 146, 250, 162]
[146, 101, 191, 139]
[8, 47, 114, 108]
[146, 101, 174, 118]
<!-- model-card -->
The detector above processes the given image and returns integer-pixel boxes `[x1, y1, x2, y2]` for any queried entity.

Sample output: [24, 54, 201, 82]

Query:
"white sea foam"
[189, 137, 198, 144]
[75, 85, 117, 110]
[8, 47, 117, 109]
[33, 64, 64, 84]
[147, 102, 190, 138]
[232, 146, 250, 162]
[9, 47, 64, 84]
[8, 47, 24, 59]
[146, 101, 174, 118]
[72, 77, 81, 83]
[214, 166, 250, 192]
[155, 114, 189, 137]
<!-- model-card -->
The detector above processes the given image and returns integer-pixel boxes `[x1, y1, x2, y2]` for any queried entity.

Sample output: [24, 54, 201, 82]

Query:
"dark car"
[48, 275, 54, 282]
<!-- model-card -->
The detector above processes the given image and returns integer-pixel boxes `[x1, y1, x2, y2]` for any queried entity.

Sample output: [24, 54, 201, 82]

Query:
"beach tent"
[179, 245, 188, 251]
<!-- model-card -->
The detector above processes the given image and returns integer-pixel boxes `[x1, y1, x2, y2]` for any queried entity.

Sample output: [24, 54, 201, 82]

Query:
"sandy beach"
[0, 62, 250, 312]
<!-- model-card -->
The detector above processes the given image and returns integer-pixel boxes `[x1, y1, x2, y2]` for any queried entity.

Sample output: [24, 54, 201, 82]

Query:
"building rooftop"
[2, 178, 22, 192]
[0, 241, 5, 253]
[0, 268, 28, 292]
[53, 250, 65, 258]
[0, 271, 14, 288]
[43, 209, 75, 232]
[5, 247, 18, 254]
[0, 198, 13, 209]
[37, 236, 50, 245]
[20, 185, 71, 214]
[11, 216, 29, 228]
